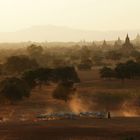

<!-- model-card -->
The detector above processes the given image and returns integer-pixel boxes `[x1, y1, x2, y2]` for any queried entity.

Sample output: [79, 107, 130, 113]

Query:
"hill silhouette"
[0, 25, 139, 42]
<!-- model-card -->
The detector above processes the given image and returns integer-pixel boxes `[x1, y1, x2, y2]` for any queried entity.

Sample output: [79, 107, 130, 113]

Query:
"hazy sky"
[0, 0, 140, 32]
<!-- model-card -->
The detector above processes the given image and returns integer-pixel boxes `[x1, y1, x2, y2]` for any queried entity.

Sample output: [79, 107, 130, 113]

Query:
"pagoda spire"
[125, 34, 130, 44]
[123, 34, 133, 48]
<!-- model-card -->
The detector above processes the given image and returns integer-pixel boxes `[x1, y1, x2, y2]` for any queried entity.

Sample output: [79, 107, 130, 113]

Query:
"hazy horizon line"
[1, 24, 140, 33]
[0, 24, 139, 43]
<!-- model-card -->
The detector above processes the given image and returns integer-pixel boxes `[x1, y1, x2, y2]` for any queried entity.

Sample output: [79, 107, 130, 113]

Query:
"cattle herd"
[0, 111, 111, 123]
[35, 111, 111, 121]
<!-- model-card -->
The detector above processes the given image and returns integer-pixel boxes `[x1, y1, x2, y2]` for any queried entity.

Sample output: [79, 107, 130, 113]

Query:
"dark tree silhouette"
[53, 67, 80, 82]
[100, 67, 115, 79]
[100, 60, 140, 80]
[27, 44, 43, 59]
[3, 55, 39, 74]
[0, 77, 31, 102]
[105, 51, 122, 61]
[22, 68, 53, 88]
[22, 66, 80, 88]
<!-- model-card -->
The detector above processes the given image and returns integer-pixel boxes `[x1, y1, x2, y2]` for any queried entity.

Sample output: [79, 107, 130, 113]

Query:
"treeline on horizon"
[0, 35, 140, 68]
[0, 35, 139, 105]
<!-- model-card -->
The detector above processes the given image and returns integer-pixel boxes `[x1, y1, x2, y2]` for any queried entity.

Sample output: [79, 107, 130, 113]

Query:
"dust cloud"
[68, 94, 91, 113]
[67, 93, 140, 117]
[119, 100, 140, 117]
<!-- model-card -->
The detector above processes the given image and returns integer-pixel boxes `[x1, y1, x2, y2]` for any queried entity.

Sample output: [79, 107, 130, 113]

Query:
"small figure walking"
[107, 111, 111, 119]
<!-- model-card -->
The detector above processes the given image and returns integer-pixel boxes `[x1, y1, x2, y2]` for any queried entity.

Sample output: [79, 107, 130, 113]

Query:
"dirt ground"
[0, 117, 140, 140]
[0, 69, 140, 140]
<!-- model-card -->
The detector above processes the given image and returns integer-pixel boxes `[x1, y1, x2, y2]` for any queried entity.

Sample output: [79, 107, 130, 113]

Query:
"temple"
[134, 34, 140, 46]
[114, 37, 122, 47]
[123, 34, 133, 48]
[102, 40, 108, 48]
[120, 34, 134, 54]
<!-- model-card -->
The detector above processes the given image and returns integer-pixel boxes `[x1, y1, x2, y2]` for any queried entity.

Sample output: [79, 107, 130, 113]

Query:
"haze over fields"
[0, 25, 140, 42]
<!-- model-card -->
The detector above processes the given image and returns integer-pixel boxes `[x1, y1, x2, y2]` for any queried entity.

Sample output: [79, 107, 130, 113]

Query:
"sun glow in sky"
[0, 0, 140, 31]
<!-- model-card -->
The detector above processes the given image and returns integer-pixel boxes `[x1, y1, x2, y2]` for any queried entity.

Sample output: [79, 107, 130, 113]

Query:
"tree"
[52, 81, 76, 102]
[27, 44, 43, 59]
[115, 63, 126, 80]
[130, 50, 140, 62]
[100, 60, 140, 80]
[100, 67, 115, 79]
[22, 70, 38, 88]
[3, 55, 39, 74]
[78, 59, 93, 70]
[105, 50, 122, 61]
[91, 50, 104, 66]
[53, 67, 80, 82]
[125, 60, 140, 78]
[22, 68, 53, 88]
[80, 46, 91, 61]
[22, 67, 80, 88]
[0, 77, 31, 102]
[114, 60, 140, 80]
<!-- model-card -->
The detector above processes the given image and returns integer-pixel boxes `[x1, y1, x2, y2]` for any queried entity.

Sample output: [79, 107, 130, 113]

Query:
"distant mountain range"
[0, 25, 139, 42]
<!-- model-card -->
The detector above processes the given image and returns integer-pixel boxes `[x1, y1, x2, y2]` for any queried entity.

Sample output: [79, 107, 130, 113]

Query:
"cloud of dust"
[119, 100, 140, 117]
[68, 93, 140, 117]
[111, 99, 140, 117]
[46, 108, 55, 114]
[68, 94, 94, 113]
